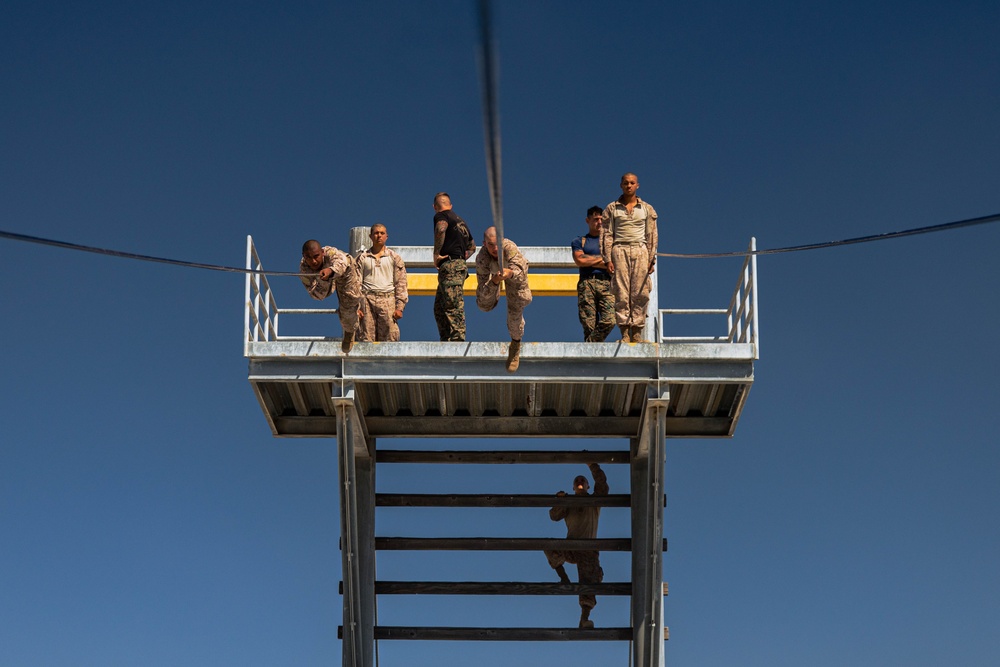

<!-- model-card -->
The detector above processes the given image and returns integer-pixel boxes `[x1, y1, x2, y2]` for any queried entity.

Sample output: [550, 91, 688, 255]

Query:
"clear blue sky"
[2, 1, 999, 665]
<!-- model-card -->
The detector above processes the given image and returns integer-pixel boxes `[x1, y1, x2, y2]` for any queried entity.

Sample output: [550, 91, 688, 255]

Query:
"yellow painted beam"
[407, 273, 578, 297]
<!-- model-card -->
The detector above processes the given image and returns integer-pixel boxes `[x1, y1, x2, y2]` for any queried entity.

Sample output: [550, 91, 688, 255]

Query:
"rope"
[477, 0, 504, 267]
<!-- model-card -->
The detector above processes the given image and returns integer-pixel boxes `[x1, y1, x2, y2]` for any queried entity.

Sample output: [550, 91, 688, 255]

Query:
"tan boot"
[341, 331, 354, 353]
[579, 609, 594, 629]
[506, 340, 521, 373]
[631, 326, 646, 343]
[620, 325, 631, 342]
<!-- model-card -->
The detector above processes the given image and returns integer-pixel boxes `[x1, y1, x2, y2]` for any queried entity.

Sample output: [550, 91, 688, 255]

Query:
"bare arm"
[433, 220, 448, 267]
[573, 249, 607, 269]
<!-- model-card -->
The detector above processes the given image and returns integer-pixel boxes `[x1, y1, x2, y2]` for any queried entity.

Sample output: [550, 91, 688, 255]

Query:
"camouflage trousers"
[357, 292, 399, 342]
[545, 549, 604, 611]
[434, 258, 468, 341]
[477, 287, 531, 340]
[577, 275, 615, 342]
[611, 244, 652, 328]
[335, 268, 361, 335]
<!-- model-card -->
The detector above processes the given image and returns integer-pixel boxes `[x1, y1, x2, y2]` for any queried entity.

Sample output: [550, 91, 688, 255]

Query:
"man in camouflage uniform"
[601, 172, 658, 343]
[572, 206, 615, 342]
[432, 192, 476, 341]
[299, 239, 362, 353]
[545, 463, 608, 628]
[476, 226, 532, 372]
[355, 223, 408, 342]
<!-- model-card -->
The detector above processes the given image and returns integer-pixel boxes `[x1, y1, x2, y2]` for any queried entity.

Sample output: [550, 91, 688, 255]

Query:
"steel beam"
[334, 384, 374, 667]
[374, 449, 631, 464]
[632, 384, 669, 667]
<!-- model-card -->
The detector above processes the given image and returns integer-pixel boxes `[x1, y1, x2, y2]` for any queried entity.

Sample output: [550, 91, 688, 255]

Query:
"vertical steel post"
[335, 384, 374, 667]
[631, 383, 668, 667]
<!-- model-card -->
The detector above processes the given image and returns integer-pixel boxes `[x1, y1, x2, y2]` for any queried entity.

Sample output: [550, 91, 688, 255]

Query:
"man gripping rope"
[475, 226, 531, 372]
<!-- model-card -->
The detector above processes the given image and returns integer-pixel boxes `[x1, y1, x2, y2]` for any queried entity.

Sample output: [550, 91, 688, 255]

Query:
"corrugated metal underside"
[251, 379, 749, 438]
[247, 340, 754, 439]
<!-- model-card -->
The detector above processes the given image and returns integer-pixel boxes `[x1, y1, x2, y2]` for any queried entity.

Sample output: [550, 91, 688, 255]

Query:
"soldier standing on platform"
[572, 206, 615, 342]
[601, 173, 658, 343]
[432, 192, 476, 341]
[545, 463, 608, 628]
[476, 227, 531, 373]
[355, 223, 408, 342]
[299, 239, 362, 353]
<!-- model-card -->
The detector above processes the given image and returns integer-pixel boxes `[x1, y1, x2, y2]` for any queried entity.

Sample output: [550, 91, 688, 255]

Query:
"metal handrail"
[659, 237, 759, 358]
[244, 236, 342, 349]
[246, 235, 760, 358]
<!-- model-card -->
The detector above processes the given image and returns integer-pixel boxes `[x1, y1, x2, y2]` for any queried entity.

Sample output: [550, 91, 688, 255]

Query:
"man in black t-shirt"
[432, 192, 476, 341]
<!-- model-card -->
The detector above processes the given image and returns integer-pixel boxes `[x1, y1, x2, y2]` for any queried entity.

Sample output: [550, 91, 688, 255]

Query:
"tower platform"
[248, 339, 754, 439]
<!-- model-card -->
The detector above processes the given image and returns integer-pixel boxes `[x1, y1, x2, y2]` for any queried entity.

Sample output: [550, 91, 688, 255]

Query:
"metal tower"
[244, 236, 759, 666]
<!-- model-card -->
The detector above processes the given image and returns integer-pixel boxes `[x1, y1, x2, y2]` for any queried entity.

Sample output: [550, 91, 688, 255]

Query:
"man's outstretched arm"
[589, 463, 609, 496]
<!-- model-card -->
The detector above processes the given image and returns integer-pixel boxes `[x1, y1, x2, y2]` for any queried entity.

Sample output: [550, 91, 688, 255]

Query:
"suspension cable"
[2, 212, 997, 277]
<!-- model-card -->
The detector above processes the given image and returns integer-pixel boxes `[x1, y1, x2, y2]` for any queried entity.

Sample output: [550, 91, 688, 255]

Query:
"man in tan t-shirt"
[601, 173, 659, 343]
[355, 223, 408, 342]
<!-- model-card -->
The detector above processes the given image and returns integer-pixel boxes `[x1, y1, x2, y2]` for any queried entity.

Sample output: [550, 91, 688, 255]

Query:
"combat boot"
[341, 331, 354, 353]
[631, 326, 646, 343]
[579, 609, 594, 629]
[506, 339, 521, 373]
[620, 325, 631, 342]
[554, 565, 571, 584]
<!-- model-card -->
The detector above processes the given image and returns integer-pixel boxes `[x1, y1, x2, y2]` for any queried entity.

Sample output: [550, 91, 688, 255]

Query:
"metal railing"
[246, 234, 760, 357]
[244, 236, 339, 354]
[658, 237, 759, 358]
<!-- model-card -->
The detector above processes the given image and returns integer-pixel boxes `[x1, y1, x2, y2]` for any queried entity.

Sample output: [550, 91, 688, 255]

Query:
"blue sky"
[2, 1, 999, 665]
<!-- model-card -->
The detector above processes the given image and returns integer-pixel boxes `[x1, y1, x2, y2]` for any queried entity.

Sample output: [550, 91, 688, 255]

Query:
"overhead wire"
[656, 212, 1000, 258]
[2, 212, 999, 278]
[0, 229, 314, 276]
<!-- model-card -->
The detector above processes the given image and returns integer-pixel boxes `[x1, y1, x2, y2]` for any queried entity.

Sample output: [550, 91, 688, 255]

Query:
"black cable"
[0, 229, 314, 276]
[2, 211, 997, 276]
[658, 212, 1000, 258]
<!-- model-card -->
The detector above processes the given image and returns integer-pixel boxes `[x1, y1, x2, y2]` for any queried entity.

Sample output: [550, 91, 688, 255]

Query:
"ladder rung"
[374, 537, 667, 551]
[375, 450, 631, 464]
[339, 626, 635, 641]
[366, 581, 633, 595]
[338, 581, 668, 596]
[376, 493, 632, 508]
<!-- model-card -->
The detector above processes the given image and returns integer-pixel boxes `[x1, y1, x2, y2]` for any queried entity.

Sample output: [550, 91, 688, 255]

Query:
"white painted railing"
[658, 237, 759, 358]
[246, 234, 759, 357]
[244, 236, 339, 354]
